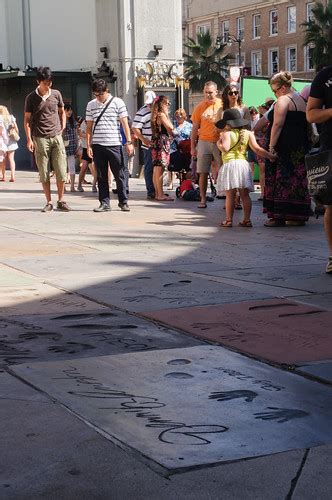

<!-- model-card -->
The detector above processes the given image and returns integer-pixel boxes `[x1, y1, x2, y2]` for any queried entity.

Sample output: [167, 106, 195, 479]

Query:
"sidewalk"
[1, 171, 331, 499]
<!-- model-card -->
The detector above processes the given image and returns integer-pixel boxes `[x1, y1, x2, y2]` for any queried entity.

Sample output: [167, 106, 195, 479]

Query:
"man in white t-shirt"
[86, 79, 134, 212]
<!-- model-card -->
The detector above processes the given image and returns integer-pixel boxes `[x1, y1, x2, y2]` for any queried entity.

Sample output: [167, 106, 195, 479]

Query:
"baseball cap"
[144, 90, 156, 104]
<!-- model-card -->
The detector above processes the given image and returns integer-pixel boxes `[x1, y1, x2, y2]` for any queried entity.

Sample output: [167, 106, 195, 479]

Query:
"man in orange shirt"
[191, 81, 223, 208]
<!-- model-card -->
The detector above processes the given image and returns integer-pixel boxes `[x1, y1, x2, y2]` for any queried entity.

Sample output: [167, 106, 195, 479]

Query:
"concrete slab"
[293, 445, 332, 500]
[206, 264, 332, 294]
[0, 372, 49, 402]
[0, 283, 108, 316]
[12, 346, 332, 470]
[144, 299, 332, 365]
[296, 361, 332, 384]
[39, 271, 270, 313]
[0, 395, 304, 499]
[0, 264, 37, 287]
[0, 310, 201, 368]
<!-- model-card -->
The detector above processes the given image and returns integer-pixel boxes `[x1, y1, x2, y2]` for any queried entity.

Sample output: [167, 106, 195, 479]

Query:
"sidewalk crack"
[285, 448, 309, 500]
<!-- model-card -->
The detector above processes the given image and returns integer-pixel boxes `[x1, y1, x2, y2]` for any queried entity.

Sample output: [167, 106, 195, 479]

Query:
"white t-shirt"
[85, 95, 128, 146]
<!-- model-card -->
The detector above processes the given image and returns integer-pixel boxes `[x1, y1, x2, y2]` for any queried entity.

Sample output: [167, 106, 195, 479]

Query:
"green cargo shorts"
[33, 135, 67, 183]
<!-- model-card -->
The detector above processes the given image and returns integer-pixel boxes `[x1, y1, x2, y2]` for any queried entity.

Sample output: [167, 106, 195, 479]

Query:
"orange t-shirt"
[191, 98, 223, 143]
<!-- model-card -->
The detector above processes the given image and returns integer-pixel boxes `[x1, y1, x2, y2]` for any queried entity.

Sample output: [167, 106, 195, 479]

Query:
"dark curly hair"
[221, 84, 243, 110]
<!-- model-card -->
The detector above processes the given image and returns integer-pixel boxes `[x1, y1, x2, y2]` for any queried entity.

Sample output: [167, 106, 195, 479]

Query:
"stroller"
[168, 140, 217, 199]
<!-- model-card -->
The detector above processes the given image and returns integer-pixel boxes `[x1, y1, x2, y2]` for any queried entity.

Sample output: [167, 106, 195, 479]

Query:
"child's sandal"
[238, 220, 253, 227]
[220, 219, 232, 227]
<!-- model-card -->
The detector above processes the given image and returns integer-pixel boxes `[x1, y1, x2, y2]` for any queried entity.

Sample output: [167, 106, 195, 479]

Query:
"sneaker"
[41, 202, 53, 212]
[57, 201, 71, 212]
[93, 202, 111, 212]
[77, 185, 84, 192]
[147, 193, 156, 200]
[118, 203, 130, 212]
[326, 256, 332, 274]
[92, 185, 97, 193]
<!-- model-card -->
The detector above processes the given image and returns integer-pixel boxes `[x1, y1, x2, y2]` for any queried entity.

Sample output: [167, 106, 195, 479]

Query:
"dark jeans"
[143, 148, 155, 196]
[92, 144, 127, 205]
[182, 189, 200, 201]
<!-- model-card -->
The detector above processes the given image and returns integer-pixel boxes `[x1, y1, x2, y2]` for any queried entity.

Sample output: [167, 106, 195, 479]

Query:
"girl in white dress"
[216, 108, 275, 228]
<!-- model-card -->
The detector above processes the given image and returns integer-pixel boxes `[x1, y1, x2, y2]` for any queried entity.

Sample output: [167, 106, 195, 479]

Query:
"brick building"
[185, 0, 327, 81]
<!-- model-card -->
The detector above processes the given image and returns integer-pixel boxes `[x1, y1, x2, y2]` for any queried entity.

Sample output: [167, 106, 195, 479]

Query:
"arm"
[190, 122, 199, 157]
[58, 106, 66, 132]
[131, 127, 151, 147]
[248, 131, 276, 161]
[269, 97, 288, 152]
[253, 115, 268, 134]
[119, 116, 134, 156]
[306, 96, 332, 124]
[86, 120, 93, 158]
[24, 112, 34, 152]
[217, 131, 231, 152]
[159, 112, 174, 136]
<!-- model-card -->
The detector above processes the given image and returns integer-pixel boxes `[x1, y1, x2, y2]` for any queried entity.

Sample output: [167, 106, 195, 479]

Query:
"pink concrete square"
[143, 299, 332, 365]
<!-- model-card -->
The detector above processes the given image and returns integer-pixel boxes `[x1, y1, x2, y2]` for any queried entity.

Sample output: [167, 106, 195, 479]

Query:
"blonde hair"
[175, 108, 187, 119]
[269, 71, 293, 88]
[0, 106, 11, 127]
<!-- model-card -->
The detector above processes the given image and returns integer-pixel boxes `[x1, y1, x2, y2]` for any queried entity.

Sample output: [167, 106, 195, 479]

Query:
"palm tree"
[301, 1, 332, 69]
[183, 31, 231, 92]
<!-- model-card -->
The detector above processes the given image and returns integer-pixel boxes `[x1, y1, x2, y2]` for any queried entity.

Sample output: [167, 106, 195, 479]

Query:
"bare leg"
[56, 180, 66, 202]
[239, 188, 252, 221]
[78, 160, 88, 188]
[88, 162, 97, 188]
[70, 174, 76, 191]
[199, 173, 208, 205]
[324, 206, 332, 253]
[0, 160, 5, 180]
[225, 189, 236, 222]
[258, 160, 265, 198]
[41, 181, 52, 203]
[7, 151, 15, 181]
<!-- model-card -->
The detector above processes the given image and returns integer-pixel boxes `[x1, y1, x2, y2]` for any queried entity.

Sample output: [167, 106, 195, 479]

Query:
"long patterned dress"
[264, 98, 311, 222]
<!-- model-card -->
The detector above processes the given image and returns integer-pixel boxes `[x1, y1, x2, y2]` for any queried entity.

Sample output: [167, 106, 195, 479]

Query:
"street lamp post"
[227, 35, 242, 67]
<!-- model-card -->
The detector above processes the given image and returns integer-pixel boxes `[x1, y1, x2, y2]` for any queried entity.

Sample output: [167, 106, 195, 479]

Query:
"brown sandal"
[220, 219, 232, 227]
[238, 220, 253, 227]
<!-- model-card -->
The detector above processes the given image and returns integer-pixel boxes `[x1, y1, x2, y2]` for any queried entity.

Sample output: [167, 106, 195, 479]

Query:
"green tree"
[183, 31, 231, 92]
[301, 1, 332, 68]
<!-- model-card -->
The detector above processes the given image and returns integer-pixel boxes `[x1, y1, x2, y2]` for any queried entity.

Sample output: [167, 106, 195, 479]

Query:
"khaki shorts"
[33, 135, 67, 183]
[196, 140, 221, 174]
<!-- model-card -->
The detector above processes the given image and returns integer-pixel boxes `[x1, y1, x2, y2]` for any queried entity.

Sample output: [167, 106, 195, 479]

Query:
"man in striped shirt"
[132, 90, 156, 199]
[86, 79, 134, 212]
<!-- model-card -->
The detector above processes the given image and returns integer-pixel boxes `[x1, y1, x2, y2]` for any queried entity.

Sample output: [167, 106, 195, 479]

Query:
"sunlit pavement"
[1, 171, 331, 499]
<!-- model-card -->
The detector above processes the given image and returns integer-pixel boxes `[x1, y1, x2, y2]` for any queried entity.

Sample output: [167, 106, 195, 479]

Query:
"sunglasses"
[272, 86, 282, 95]
[228, 90, 239, 96]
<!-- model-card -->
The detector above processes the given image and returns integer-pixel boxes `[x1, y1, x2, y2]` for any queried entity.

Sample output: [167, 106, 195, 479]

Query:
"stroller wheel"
[176, 187, 181, 198]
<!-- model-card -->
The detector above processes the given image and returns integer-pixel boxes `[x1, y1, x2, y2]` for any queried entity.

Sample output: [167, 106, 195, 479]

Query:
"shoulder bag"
[93, 96, 114, 135]
[305, 149, 332, 205]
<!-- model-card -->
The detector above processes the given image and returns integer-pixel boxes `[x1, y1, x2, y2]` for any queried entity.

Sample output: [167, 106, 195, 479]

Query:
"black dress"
[264, 96, 311, 221]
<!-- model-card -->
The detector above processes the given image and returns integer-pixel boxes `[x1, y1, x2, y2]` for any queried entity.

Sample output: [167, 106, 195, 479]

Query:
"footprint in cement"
[163, 280, 192, 288]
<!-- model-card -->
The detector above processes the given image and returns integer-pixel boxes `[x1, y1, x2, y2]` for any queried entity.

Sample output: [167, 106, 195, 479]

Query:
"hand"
[27, 139, 34, 153]
[142, 138, 151, 147]
[125, 143, 134, 156]
[87, 146, 93, 159]
[268, 151, 277, 162]
[191, 146, 197, 157]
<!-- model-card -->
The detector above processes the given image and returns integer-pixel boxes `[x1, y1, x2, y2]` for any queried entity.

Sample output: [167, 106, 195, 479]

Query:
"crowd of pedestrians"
[0, 65, 331, 273]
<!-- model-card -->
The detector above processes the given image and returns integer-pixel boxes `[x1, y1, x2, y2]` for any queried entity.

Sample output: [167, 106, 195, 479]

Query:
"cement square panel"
[12, 346, 332, 470]
[206, 264, 332, 294]
[143, 299, 332, 365]
[0, 309, 201, 368]
[48, 271, 269, 312]
[292, 293, 332, 311]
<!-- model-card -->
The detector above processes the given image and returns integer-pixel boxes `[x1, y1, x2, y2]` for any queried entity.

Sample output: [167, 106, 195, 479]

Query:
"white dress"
[216, 129, 254, 192]
[7, 115, 19, 152]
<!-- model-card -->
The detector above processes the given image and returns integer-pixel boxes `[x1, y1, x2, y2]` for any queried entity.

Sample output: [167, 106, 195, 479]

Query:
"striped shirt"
[86, 95, 128, 146]
[132, 104, 152, 150]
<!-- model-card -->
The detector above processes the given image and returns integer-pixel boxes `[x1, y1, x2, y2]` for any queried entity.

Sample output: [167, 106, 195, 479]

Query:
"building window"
[286, 46, 297, 72]
[287, 6, 296, 33]
[237, 17, 244, 41]
[197, 25, 209, 35]
[252, 14, 261, 39]
[236, 52, 245, 67]
[305, 45, 314, 71]
[269, 10, 278, 36]
[251, 51, 262, 76]
[269, 49, 279, 74]
[306, 2, 315, 21]
[220, 20, 230, 43]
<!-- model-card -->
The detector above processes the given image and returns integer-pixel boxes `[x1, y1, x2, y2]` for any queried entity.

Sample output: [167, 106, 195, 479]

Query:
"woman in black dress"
[264, 71, 311, 226]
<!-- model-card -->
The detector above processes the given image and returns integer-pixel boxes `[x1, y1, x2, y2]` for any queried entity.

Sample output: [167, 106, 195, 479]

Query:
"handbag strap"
[93, 96, 114, 135]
